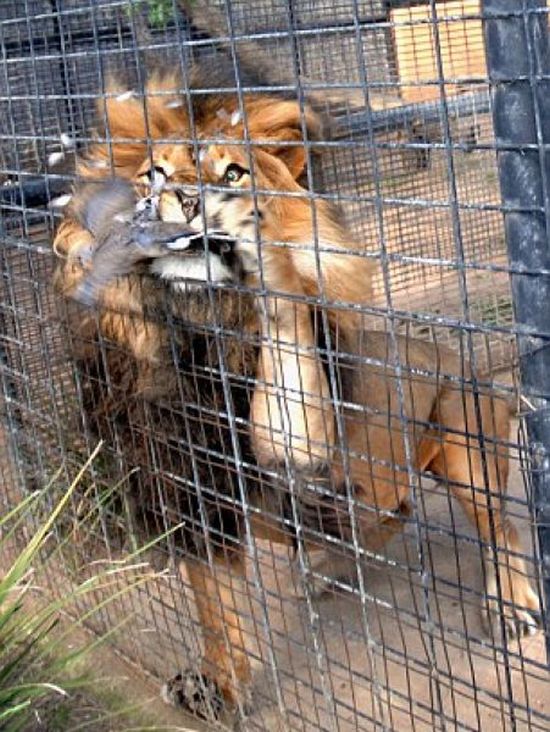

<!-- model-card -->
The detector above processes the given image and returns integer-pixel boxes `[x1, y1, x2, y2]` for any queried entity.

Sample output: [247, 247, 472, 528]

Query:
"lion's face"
[68, 87, 321, 289]
[137, 142, 305, 284]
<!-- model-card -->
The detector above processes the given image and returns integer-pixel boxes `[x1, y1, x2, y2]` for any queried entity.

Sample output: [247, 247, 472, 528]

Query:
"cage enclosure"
[1, 1, 549, 730]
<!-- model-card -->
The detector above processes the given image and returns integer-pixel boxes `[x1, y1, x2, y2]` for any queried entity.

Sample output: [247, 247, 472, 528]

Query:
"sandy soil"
[54, 421, 544, 732]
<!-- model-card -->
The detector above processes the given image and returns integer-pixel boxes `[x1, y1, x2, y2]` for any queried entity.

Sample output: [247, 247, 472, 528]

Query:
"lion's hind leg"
[426, 387, 541, 638]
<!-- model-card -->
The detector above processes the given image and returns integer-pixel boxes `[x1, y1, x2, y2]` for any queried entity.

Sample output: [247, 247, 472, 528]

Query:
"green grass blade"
[0, 443, 103, 602]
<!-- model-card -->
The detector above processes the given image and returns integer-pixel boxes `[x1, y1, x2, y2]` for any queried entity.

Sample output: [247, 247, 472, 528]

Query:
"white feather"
[47, 151, 65, 168]
[60, 132, 75, 149]
[150, 168, 166, 193]
[49, 194, 72, 208]
[135, 196, 153, 213]
[86, 159, 109, 170]
[230, 110, 241, 127]
[116, 90, 135, 102]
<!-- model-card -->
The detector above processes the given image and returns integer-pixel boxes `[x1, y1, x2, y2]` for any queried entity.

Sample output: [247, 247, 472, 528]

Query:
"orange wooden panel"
[391, 0, 485, 103]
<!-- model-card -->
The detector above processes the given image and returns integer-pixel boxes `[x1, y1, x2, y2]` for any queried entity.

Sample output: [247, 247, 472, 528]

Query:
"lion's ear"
[246, 99, 321, 180]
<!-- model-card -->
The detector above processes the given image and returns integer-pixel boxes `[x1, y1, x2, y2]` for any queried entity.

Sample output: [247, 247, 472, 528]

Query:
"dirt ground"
[3, 400, 548, 732]
[23, 654, 200, 732]
[47, 417, 542, 732]
[199, 431, 549, 732]
[237, 443, 549, 732]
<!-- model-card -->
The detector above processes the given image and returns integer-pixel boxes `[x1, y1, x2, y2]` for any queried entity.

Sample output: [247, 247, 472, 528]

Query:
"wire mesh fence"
[1, 1, 549, 730]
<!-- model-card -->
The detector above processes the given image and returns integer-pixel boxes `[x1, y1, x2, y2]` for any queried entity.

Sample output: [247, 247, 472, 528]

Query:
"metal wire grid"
[0, 1, 514, 366]
[0, 1, 549, 730]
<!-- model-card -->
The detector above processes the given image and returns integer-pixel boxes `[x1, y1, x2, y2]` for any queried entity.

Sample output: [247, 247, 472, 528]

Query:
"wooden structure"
[391, 1, 485, 103]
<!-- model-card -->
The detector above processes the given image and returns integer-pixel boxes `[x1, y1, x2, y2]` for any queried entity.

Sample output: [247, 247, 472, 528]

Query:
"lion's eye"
[222, 163, 248, 185]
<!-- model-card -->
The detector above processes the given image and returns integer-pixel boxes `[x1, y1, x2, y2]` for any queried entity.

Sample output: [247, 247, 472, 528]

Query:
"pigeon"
[69, 178, 237, 306]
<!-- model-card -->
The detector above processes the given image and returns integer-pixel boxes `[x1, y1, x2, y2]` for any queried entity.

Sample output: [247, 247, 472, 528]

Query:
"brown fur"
[53, 70, 539, 715]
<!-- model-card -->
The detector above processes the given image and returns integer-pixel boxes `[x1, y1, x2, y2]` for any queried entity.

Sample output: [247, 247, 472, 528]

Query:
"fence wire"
[1, 1, 549, 730]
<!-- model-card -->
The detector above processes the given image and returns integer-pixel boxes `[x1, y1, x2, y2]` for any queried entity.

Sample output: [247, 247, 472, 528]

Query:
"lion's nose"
[177, 192, 200, 223]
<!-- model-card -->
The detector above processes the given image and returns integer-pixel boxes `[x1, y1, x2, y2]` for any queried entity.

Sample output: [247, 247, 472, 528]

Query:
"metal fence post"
[482, 0, 550, 661]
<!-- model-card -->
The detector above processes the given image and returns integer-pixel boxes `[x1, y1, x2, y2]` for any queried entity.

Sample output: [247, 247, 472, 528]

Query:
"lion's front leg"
[247, 246, 335, 470]
[163, 548, 251, 719]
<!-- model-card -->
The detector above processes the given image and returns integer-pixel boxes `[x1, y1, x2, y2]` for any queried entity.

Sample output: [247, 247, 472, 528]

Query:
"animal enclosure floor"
[49, 421, 550, 731]
[224, 431, 548, 732]
[2, 411, 548, 731]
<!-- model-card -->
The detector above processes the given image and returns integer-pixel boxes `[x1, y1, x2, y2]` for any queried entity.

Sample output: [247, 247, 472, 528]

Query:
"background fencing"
[1, 1, 549, 730]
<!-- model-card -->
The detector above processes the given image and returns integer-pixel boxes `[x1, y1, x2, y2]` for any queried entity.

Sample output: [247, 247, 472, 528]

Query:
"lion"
[52, 61, 540, 719]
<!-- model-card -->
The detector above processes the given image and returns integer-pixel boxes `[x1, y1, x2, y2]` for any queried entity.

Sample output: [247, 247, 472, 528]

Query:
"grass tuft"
[0, 442, 179, 731]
